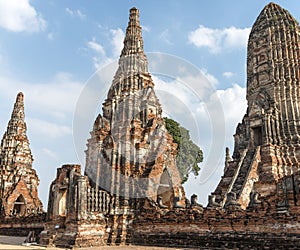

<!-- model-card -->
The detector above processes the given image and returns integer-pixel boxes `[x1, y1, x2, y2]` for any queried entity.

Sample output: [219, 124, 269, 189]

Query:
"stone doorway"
[13, 195, 26, 216]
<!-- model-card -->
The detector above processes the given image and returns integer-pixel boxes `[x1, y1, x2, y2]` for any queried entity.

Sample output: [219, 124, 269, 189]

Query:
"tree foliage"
[164, 117, 203, 183]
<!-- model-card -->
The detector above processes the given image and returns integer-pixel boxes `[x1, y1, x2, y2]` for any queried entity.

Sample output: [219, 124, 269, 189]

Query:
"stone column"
[77, 176, 87, 220]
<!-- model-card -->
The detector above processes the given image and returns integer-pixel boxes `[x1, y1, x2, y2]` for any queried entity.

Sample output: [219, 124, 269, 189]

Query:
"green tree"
[164, 117, 203, 183]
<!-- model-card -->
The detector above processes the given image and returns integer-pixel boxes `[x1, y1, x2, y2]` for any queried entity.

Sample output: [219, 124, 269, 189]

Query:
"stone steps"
[231, 149, 256, 199]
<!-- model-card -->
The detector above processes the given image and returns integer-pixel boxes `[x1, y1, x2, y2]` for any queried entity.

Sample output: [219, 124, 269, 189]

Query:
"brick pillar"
[77, 176, 87, 220]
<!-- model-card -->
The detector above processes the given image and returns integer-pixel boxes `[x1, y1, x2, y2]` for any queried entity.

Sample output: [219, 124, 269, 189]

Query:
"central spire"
[85, 7, 185, 209]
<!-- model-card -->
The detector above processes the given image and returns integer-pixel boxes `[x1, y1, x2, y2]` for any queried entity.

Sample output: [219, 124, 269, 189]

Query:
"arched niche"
[58, 189, 67, 216]
[157, 168, 174, 208]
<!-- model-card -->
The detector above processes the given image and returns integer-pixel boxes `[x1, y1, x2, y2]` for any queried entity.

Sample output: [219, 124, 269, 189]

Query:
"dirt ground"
[0, 235, 193, 250]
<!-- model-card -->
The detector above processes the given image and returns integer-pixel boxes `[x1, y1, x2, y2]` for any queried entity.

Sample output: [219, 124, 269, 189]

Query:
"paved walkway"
[0, 235, 193, 250]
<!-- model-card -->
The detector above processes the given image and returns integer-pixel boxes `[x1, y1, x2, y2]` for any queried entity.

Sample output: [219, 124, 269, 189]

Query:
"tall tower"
[246, 2, 300, 146]
[85, 8, 185, 209]
[0, 92, 43, 216]
[209, 3, 300, 210]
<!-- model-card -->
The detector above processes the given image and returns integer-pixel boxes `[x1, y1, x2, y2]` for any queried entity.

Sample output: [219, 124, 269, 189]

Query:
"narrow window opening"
[252, 126, 262, 146]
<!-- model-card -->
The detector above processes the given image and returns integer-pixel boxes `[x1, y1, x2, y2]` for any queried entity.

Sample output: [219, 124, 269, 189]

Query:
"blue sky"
[0, 0, 298, 207]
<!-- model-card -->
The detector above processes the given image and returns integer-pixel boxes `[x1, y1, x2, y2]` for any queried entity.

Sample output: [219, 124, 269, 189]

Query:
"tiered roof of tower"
[0, 92, 43, 216]
[246, 2, 300, 145]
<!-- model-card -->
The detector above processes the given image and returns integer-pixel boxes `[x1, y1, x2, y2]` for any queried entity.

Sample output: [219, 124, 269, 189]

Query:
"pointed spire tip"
[129, 7, 139, 19]
[130, 7, 138, 12]
[16, 92, 24, 102]
[264, 2, 282, 10]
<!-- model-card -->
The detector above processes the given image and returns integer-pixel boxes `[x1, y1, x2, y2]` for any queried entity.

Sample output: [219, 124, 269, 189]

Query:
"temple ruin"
[1, 2, 300, 249]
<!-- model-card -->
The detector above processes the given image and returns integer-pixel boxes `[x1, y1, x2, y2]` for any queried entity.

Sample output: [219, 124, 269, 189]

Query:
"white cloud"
[27, 118, 72, 138]
[223, 71, 235, 78]
[159, 29, 173, 45]
[0, 72, 84, 120]
[41, 148, 58, 160]
[200, 68, 218, 87]
[92, 57, 114, 70]
[65, 7, 86, 19]
[141, 25, 150, 32]
[110, 28, 125, 57]
[87, 38, 106, 56]
[77, 10, 86, 19]
[189, 25, 221, 53]
[87, 28, 125, 69]
[188, 25, 251, 54]
[216, 84, 246, 129]
[0, 0, 46, 32]
[47, 32, 55, 40]
[65, 7, 73, 15]
[223, 27, 251, 48]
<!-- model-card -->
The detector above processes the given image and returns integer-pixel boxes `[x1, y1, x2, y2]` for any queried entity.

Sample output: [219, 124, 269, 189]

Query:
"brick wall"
[130, 208, 300, 249]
